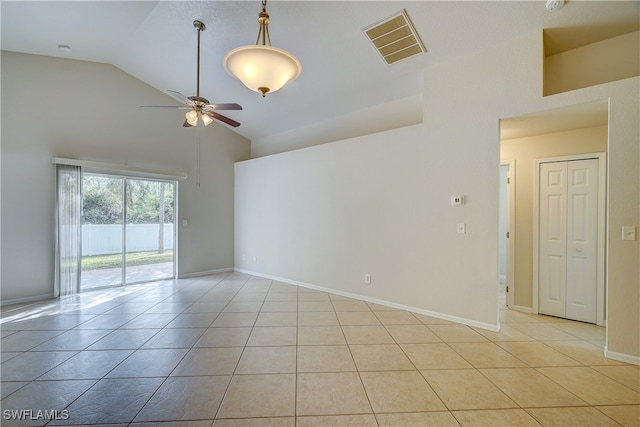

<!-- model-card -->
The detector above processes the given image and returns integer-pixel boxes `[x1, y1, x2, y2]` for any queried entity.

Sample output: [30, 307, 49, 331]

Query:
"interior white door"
[565, 159, 598, 323]
[538, 159, 599, 323]
[539, 162, 568, 318]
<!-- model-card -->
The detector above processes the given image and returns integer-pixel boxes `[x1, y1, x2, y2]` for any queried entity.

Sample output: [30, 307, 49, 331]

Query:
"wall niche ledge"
[543, 26, 639, 96]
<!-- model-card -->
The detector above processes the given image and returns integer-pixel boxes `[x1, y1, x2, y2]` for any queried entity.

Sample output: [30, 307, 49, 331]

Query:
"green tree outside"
[82, 176, 174, 225]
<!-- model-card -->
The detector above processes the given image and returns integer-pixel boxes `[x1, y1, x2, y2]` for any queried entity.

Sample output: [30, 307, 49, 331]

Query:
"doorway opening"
[499, 99, 609, 325]
[81, 174, 176, 290]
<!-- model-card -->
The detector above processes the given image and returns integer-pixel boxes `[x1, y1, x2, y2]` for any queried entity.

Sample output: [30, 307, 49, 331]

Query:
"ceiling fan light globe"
[186, 115, 198, 127]
[201, 113, 213, 126]
[185, 110, 198, 121]
[224, 45, 301, 96]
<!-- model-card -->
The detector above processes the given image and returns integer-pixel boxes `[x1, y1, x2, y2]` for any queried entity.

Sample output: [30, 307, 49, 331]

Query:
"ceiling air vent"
[363, 9, 426, 65]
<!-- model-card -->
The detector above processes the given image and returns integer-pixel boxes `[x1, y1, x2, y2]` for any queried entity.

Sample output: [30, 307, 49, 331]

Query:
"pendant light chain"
[256, 0, 271, 46]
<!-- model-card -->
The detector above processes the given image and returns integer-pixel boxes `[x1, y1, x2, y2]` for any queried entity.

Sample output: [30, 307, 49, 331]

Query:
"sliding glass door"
[124, 179, 175, 284]
[81, 174, 175, 290]
[81, 175, 124, 289]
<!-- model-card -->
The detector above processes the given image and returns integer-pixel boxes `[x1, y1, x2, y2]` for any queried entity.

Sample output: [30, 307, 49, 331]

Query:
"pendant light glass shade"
[224, 0, 301, 97]
[224, 45, 301, 97]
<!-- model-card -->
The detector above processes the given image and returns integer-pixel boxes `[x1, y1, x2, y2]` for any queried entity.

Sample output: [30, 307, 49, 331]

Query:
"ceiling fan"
[143, 20, 242, 128]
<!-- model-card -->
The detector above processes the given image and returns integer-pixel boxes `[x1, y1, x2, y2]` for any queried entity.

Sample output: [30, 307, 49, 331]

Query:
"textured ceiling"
[2, 1, 638, 145]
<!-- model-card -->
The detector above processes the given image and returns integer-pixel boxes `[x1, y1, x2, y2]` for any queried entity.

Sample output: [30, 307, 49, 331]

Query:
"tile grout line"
[2, 273, 634, 426]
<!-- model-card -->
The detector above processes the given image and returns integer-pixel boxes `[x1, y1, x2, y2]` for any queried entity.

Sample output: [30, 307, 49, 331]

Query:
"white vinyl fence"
[82, 224, 174, 256]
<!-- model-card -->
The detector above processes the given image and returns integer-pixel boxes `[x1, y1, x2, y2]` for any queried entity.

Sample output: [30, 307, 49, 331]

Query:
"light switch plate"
[457, 223, 466, 234]
[622, 226, 637, 241]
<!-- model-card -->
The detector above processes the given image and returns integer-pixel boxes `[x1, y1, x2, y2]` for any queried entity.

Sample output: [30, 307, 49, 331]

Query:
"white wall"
[251, 95, 423, 158]
[1, 51, 250, 304]
[235, 31, 639, 361]
[236, 122, 499, 329]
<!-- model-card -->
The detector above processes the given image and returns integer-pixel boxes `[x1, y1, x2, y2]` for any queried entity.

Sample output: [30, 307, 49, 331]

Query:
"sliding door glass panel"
[81, 175, 124, 290]
[124, 178, 175, 284]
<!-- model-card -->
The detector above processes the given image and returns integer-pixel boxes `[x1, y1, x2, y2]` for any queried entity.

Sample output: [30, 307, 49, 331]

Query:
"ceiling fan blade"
[202, 103, 243, 111]
[167, 90, 194, 106]
[206, 111, 241, 128]
[141, 105, 190, 109]
[182, 119, 195, 128]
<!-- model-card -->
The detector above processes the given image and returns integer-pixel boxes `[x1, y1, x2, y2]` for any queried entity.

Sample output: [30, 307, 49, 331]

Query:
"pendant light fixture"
[223, 0, 301, 97]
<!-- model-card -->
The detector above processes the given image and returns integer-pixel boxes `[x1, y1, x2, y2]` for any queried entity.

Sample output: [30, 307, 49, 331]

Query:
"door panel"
[566, 159, 598, 323]
[124, 179, 175, 284]
[545, 254, 564, 301]
[81, 175, 124, 290]
[539, 162, 567, 318]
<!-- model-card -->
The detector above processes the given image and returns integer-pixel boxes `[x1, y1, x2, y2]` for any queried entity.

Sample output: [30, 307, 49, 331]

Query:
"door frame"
[500, 160, 516, 308]
[533, 152, 606, 325]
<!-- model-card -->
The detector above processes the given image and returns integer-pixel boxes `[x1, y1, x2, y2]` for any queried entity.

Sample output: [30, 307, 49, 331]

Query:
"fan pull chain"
[196, 122, 201, 187]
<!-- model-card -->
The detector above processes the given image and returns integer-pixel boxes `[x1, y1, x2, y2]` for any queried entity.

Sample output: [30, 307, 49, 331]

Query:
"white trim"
[178, 267, 234, 279]
[501, 159, 516, 309]
[499, 275, 507, 285]
[1, 293, 54, 307]
[510, 304, 534, 314]
[596, 154, 607, 327]
[533, 152, 606, 326]
[235, 268, 501, 332]
[604, 347, 640, 366]
[52, 157, 187, 181]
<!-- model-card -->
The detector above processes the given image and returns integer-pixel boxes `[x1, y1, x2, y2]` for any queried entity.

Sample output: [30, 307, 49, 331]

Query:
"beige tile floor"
[1, 272, 639, 426]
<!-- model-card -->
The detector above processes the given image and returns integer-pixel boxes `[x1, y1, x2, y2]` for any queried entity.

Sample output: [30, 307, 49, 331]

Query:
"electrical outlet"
[364, 274, 371, 284]
[451, 195, 464, 206]
[457, 223, 466, 234]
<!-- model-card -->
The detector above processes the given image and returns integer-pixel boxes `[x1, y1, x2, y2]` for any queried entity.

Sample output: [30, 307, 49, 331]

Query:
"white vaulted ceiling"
[2, 1, 638, 147]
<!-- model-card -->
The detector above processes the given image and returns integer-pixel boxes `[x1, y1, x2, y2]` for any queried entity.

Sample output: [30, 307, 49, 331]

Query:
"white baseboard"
[178, 267, 234, 279]
[235, 268, 500, 333]
[604, 347, 640, 366]
[510, 305, 533, 314]
[0, 293, 54, 307]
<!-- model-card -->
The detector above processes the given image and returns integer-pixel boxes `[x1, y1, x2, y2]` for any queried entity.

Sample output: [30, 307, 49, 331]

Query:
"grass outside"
[82, 250, 173, 271]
